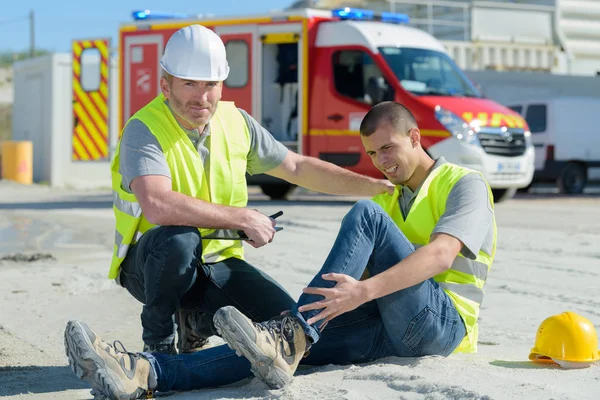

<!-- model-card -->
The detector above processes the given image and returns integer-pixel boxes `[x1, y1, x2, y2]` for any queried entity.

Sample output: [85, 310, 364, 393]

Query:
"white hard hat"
[160, 24, 230, 81]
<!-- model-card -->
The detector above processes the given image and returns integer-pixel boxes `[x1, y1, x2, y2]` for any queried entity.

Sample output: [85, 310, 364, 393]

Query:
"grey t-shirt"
[118, 106, 289, 193]
[398, 157, 494, 260]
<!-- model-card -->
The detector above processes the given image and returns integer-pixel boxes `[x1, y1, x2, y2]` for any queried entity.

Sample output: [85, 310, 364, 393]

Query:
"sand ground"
[1, 180, 599, 400]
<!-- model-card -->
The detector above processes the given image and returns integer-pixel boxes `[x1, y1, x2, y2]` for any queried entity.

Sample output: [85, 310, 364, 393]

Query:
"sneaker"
[142, 341, 177, 355]
[176, 309, 215, 354]
[64, 320, 157, 400]
[213, 306, 309, 389]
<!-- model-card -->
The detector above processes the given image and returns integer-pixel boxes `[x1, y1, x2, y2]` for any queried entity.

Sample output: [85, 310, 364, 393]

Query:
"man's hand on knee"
[298, 273, 369, 325]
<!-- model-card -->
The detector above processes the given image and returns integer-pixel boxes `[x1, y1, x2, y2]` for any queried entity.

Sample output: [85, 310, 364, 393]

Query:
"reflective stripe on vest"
[114, 230, 142, 259]
[113, 193, 142, 259]
[414, 244, 488, 302]
[113, 191, 141, 218]
[438, 282, 484, 304]
[451, 257, 488, 282]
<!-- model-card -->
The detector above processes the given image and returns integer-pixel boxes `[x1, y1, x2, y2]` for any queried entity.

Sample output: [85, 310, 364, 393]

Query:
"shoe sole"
[64, 320, 144, 400]
[213, 307, 290, 389]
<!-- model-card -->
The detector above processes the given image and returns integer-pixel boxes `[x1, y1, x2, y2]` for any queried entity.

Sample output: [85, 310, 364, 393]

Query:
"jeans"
[145, 200, 466, 392]
[119, 225, 296, 346]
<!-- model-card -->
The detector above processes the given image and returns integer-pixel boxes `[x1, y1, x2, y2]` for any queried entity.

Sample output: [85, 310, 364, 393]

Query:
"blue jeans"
[146, 200, 466, 392]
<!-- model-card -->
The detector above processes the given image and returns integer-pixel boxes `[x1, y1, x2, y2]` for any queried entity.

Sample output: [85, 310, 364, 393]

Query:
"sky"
[0, 0, 297, 53]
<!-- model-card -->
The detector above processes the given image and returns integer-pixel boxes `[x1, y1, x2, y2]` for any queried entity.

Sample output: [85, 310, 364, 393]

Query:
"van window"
[525, 104, 547, 133]
[508, 105, 523, 115]
[332, 50, 394, 105]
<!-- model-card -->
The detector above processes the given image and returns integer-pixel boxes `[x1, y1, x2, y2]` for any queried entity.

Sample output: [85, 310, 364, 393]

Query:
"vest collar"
[399, 156, 448, 199]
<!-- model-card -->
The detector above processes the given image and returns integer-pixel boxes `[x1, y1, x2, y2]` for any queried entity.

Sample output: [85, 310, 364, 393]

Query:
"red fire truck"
[73, 7, 534, 201]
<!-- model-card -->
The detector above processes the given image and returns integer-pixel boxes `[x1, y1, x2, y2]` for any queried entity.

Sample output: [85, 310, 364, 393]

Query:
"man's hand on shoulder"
[376, 179, 395, 196]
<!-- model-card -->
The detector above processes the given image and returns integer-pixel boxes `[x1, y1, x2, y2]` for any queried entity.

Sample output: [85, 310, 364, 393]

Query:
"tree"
[0, 49, 50, 67]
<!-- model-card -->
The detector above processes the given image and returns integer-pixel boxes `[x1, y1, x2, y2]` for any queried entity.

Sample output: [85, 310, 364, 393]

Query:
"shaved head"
[360, 101, 418, 137]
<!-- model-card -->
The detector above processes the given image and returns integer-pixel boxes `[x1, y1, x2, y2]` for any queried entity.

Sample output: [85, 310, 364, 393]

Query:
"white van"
[506, 96, 600, 194]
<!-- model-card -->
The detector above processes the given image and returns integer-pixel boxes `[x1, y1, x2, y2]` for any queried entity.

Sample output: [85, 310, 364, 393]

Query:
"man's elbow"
[142, 205, 162, 225]
[283, 153, 304, 179]
[428, 232, 462, 267]
[267, 152, 303, 182]
[439, 257, 454, 272]
[430, 241, 460, 272]
[139, 197, 166, 225]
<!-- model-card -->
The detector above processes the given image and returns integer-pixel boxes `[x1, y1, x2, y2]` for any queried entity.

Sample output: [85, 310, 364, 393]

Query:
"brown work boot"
[64, 320, 157, 400]
[213, 306, 309, 389]
[176, 309, 216, 353]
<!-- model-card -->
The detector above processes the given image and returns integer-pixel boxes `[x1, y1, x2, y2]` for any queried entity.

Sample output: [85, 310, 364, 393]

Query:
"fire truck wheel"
[260, 183, 296, 200]
[557, 162, 587, 195]
[491, 188, 517, 203]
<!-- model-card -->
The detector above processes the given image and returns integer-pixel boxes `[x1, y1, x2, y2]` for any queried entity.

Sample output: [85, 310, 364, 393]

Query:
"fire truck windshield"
[378, 47, 482, 98]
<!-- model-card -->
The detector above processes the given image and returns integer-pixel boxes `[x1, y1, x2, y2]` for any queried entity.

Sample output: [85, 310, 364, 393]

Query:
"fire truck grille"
[477, 129, 527, 157]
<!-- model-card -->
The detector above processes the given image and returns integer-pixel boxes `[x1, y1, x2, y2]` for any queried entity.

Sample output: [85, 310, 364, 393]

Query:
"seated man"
[64, 101, 496, 398]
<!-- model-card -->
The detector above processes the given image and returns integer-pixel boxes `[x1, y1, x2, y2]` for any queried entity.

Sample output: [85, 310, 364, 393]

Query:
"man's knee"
[151, 225, 201, 252]
[345, 199, 383, 221]
[146, 226, 202, 277]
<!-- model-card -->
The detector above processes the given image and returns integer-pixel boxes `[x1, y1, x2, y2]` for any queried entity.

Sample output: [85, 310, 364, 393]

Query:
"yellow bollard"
[1, 140, 33, 185]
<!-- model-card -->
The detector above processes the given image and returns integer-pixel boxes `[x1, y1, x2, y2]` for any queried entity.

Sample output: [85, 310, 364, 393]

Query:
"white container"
[12, 53, 118, 188]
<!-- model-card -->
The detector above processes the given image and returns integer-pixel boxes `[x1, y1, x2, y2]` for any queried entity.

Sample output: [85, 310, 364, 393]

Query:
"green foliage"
[0, 50, 50, 67]
[0, 105, 12, 141]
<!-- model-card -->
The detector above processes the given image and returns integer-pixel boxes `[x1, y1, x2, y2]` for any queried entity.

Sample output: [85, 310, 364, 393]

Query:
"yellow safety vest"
[371, 163, 497, 353]
[107, 94, 251, 279]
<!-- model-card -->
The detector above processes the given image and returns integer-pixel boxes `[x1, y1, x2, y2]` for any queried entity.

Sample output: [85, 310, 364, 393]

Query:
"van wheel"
[491, 188, 517, 203]
[557, 163, 587, 195]
[260, 183, 296, 200]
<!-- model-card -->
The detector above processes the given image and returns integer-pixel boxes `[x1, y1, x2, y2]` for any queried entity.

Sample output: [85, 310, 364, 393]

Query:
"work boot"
[176, 309, 215, 353]
[213, 306, 309, 389]
[64, 320, 157, 400]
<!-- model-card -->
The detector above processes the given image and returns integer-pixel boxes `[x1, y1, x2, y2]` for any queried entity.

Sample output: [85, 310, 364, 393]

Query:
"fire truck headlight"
[434, 106, 480, 146]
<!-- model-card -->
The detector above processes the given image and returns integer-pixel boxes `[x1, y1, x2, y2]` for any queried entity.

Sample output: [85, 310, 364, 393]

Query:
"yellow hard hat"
[529, 311, 600, 368]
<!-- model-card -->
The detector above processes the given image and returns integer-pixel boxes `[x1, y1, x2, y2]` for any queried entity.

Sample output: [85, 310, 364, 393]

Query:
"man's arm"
[130, 176, 250, 228]
[361, 233, 461, 301]
[266, 151, 394, 197]
[120, 120, 276, 246]
[239, 109, 394, 197]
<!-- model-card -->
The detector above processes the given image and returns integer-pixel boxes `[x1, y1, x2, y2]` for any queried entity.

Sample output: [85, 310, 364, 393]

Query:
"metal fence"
[372, 0, 555, 42]
[386, 0, 471, 40]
